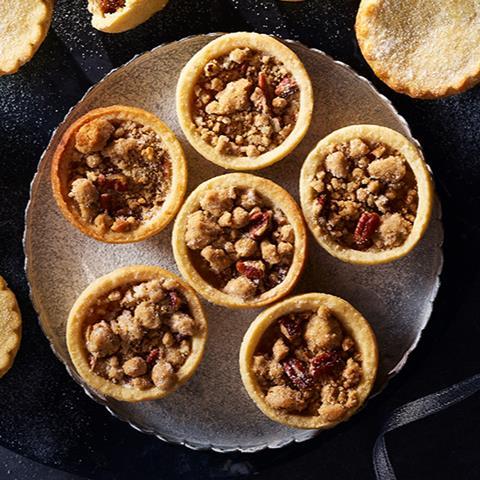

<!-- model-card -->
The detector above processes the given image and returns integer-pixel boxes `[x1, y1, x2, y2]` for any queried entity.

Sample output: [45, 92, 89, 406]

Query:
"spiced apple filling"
[311, 138, 418, 251]
[67, 117, 172, 234]
[85, 278, 197, 390]
[184, 186, 295, 300]
[192, 47, 300, 157]
[252, 306, 362, 420]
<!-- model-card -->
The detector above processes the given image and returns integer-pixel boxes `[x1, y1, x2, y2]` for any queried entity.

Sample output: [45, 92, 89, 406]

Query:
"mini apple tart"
[66, 266, 207, 402]
[51, 105, 187, 243]
[172, 173, 307, 308]
[300, 125, 433, 264]
[176, 32, 313, 170]
[240, 293, 378, 429]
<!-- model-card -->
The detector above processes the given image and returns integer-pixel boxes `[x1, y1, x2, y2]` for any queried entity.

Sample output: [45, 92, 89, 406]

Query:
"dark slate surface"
[0, 1, 479, 479]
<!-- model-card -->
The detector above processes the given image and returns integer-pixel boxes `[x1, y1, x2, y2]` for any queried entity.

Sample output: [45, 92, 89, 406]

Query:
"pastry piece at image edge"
[66, 265, 207, 402]
[0, 0, 53, 75]
[51, 105, 187, 243]
[240, 293, 378, 429]
[176, 32, 314, 170]
[355, 0, 480, 98]
[172, 173, 307, 309]
[88, 0, 169, 33]
[300, 124, 433, 265]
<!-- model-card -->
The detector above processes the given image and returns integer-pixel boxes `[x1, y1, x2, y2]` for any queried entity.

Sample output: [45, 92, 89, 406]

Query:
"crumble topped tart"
[355, 0, 480, 98]
[88, 0, 169, 33]
[172, 173, 307, 308]
[176, 32, 313, 170]
[240, 293, 378, 429]
[66, 265, 207, 402]
[300, 125, 433, 265]
[52, 105, 187, 243]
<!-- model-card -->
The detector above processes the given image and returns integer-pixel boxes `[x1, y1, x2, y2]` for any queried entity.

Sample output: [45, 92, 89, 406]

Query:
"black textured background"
[1, 1, 480, 479]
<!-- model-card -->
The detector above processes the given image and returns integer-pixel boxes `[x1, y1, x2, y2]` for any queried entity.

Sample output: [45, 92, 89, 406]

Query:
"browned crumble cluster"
[68, 117, 171, 234]
[184, 186, 295, 300]
[311, 138, 418, 251]
[192, 47, 300, 157]
[252, 306, 363, 421]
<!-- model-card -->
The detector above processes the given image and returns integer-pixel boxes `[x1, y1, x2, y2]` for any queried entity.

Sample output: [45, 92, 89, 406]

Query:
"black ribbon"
[374, 373, 480, 480]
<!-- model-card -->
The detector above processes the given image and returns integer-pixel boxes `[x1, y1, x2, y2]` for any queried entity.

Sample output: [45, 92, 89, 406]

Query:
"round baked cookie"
[66, 265, 207, 402]
[355, 0, 480, 98]
[300, 125, 433, 265]
[0, 0, 53, 76]
[176, 32, 314, 170]
[88, 0, 169, 33]
[172, 173, 307, 309]
[0, 276, 22, 378]
[240, 293, 378, 429]
[51, 105, 187, 243]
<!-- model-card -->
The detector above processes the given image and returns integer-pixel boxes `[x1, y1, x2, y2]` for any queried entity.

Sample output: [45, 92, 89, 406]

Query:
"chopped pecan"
[309, 351, 343, 379]
[111, 218, 130, 233]
[274, 76, 298, 98]
[168, 291, 182, 311]
[146, 348, 159, 364]
[99, 0, 126, 14]
[279, 315, 302, 340]
[283, 358, 313, 390]
[354, 212, 380, 247]
[105, 174, 128, 192]
[236, 260, 264, 279]
[99, 193, 113, 211]
[248, 210, 272, 239]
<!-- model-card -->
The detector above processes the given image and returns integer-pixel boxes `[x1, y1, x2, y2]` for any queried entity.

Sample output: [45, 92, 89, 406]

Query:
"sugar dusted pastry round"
[51, 105, 187, 243]
[300, 125, 433, 265]
[66, 265, 207, 402]
[88, 0, 169, 33]
[240, 293, 378, 429]
[172, 173, 307, 309]
[176, 32, 314, 170]
[356, 0, 480, 98]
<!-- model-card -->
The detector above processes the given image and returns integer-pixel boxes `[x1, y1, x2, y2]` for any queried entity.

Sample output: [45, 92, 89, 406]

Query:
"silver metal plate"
[24, 34, 443, 452]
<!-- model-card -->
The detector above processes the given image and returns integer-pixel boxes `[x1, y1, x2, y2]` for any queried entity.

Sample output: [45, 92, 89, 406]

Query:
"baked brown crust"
[355, 0, 480, 99]
[176, 32, 313, 170]
[51, 105, 187, 243]
[239, 293, 378, 429]
[300, 125, 433, 265]
[66, 265, 207, 402]
[172, 173, 307, 309]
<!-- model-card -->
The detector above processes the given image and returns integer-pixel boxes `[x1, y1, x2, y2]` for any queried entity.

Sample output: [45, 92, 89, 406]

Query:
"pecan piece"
[274, 76, 298, 98]
[279, 315, 302, 341]
[168, 291, 182, 311]
[105, 174, 128, 192]
[111, 218, 131, 233]
[99, 193, 113, 211]
[309, 351, 343, 379]
[146, 348, 159, 364]
[354, 212, 380, 247]
[316, 194, 327, 215]
[99, 0, 126, 14]
[283, 358, 313, 390]
[248, 210, 272, 239]
[236, 260, 264, 280]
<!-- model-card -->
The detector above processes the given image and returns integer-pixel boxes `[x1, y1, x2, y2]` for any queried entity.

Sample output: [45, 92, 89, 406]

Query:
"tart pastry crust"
[356, 0, 480, 98]
[300, 125, 433, 265]
[0, 276, 22, 378]
[176, 32, 313, 170]
[172, 173, 307, 309]
[240, 293, 378, 429]
[66, 265, 207, 402]
[0, 0, 53, 76]
[88, 0, 169, 33]
[51, 105, 187, 243]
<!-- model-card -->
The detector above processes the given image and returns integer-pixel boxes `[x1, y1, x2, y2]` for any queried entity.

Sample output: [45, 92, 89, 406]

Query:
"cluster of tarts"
[51, 32, 433, 430]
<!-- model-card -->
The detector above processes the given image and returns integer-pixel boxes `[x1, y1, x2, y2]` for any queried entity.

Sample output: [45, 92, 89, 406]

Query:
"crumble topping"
[67, 117, 171, 234]
[311, 138, 418, 250]
[85, 278, 197, 390]
[192, 47, 300, 157]
[252, 306, 362, 420]
[184, 186, 295, 300]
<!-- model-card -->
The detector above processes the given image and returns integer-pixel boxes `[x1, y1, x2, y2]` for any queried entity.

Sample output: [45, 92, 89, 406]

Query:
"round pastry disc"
[24, 34, 443, 452]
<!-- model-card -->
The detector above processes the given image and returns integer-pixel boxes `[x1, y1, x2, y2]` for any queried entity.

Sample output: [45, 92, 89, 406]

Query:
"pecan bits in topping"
[236, 260, 264, 280]
[279, 315, 303, 340]
[354, 212, 380, 247]
[309, 351, 343, 379]
[146, 348, 160, 365]
[283, 358, 313, 390]
[99, 0, 126, 15]
[168, 291, 182, 311]
[248, 210, 272, 239]
[274, 76, 298, 98]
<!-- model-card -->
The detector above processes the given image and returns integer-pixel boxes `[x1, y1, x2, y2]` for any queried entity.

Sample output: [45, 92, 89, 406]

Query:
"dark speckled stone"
[0, 0, 479, 479]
